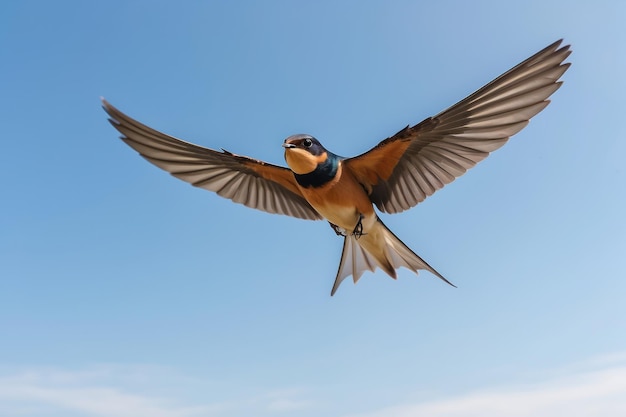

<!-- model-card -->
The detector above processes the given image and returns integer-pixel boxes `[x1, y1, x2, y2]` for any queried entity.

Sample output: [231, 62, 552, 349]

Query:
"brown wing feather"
[103, 99, 322, 220]
[346, 40, 571, 213]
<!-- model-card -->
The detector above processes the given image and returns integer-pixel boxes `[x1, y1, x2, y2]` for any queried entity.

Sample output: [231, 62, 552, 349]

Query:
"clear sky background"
[1, 1, 625, 416]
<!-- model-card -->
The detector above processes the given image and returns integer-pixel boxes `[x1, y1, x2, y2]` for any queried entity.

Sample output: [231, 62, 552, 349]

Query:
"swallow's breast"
[299, 162, 376, 230]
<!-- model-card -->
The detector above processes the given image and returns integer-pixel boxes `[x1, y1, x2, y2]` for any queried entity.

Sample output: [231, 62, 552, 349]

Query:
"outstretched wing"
[103, 100, 322, 220]
[345, 39, 571, 213]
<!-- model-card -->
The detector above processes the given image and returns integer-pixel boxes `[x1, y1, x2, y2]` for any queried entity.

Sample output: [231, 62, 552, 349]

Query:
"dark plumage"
[294, 151, 341, 188]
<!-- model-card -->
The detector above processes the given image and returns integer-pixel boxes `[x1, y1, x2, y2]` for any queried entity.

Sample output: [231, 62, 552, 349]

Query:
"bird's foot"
[329, 222, 347, 237]
[352, 214, 367, 239]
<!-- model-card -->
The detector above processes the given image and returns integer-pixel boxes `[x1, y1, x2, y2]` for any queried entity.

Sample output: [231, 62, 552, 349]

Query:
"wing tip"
[549, 38, 572, 53]
[100, 97, 123, 127]
[100, 96, 113, 112]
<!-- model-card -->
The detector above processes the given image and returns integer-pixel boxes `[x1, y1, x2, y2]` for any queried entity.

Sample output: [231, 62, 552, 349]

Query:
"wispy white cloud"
[341, 354, 626, 417]
[2, 354, 625, 417]
[0, 384, 211, 417]
[262, 388, 314, 412]
[0, 364, 315, 417]
[0, 366, 221, 417]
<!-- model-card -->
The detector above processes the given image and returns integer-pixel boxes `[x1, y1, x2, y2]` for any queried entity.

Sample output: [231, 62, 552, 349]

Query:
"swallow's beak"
[282, 141, 296, 148]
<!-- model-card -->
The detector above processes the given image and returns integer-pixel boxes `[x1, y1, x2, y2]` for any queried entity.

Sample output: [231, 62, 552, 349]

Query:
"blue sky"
[1, 1, 625, 416]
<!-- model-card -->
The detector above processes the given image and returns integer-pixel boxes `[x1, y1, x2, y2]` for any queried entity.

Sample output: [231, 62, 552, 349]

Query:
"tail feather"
[330, 218, 455, 295]
[331, 236, 375, 296]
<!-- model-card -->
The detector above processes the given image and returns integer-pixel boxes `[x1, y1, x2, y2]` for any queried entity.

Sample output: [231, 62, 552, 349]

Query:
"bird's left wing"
[103, 99, 322, 220]
[345, 40, 571, 213]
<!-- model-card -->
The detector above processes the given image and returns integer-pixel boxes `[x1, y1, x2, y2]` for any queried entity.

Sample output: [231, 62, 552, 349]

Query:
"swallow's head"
[283, 134, 328, 174]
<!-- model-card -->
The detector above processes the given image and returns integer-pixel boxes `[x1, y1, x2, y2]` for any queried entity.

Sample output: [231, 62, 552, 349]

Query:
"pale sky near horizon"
[1, 1, 626, 416]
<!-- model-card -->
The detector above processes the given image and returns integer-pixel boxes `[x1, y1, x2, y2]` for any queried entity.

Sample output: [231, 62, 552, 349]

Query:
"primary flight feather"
[103, 39, 571, 295]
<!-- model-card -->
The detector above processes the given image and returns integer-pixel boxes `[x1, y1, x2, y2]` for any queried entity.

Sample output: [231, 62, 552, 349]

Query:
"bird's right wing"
[345, 40, 571, 213]
[103, 99, 322, 220]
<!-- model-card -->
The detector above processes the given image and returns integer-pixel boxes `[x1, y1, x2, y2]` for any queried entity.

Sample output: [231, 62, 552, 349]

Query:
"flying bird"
[103, 39, 571, 295]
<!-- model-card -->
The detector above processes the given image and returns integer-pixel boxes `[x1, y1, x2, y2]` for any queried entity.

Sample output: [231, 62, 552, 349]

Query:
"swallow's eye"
[303, 138, 313, 148]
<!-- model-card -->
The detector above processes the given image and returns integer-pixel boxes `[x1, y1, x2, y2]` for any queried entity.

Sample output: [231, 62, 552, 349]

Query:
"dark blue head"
[282, 134, 329, 175]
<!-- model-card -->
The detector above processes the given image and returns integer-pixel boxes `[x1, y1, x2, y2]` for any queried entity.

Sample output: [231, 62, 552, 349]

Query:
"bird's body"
[103, 40, 571, 295]
[281, 134, 450, 293]
[279, 135, 448, 293]
[286, 147, 370, 230]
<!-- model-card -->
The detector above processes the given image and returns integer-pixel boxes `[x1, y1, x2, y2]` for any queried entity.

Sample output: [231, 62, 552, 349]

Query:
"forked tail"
[331, 218, 455, 295]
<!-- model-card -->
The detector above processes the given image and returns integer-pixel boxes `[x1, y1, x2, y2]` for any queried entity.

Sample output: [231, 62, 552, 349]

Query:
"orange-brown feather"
[243, 160, 304, 198]
[284, 149, 328, 175]
[345, 139, 412, 189]
[299, 162, 374, 229]
[345, 118, 439, 190]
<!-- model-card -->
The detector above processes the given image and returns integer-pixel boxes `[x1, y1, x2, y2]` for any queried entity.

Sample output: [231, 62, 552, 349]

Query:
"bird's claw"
[352, 214, 366, 239]
[329, 222, 347, 237]
[329, 217, 367, 239]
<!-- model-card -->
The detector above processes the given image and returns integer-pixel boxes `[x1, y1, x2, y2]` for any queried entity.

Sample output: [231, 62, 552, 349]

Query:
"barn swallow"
[103, 39, 570, 295]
